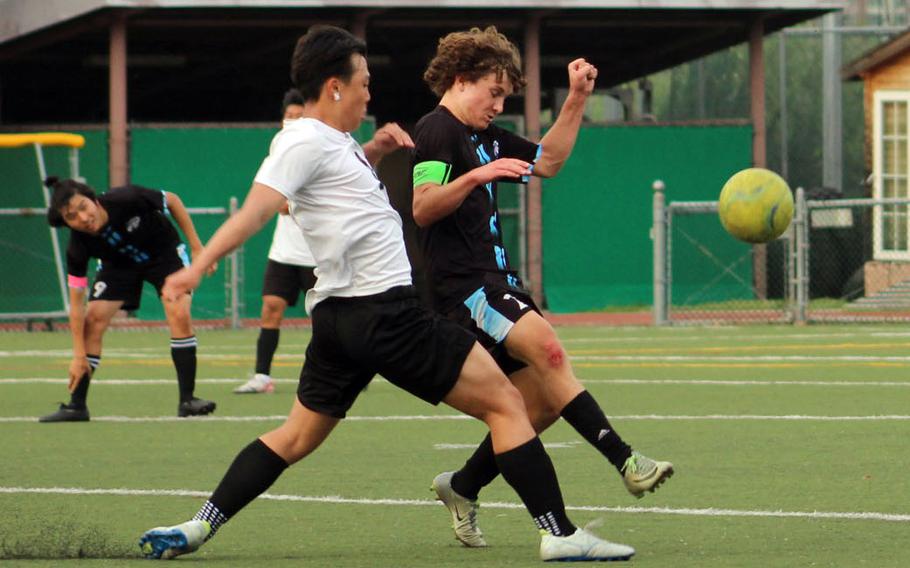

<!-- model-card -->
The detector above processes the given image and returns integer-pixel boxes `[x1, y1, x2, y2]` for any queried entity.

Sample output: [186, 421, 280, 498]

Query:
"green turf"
[0, 324, 908, 566]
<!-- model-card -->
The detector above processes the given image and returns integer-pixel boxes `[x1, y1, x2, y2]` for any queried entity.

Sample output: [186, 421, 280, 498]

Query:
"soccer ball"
[718, 168, 794, 243]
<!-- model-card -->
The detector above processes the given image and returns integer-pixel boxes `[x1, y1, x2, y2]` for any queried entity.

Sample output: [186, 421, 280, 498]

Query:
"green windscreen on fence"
[0, 123, 374, 321]
[0, 129, 109, 315]
[542, 124, 752, 313]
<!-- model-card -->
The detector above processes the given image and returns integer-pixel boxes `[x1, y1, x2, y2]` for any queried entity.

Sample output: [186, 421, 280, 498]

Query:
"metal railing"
[652, 180, 910, 325]
[0, 199, 244, 328]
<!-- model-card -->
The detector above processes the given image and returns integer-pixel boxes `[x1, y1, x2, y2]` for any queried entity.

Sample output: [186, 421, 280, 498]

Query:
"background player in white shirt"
[234, 89, 316, 394]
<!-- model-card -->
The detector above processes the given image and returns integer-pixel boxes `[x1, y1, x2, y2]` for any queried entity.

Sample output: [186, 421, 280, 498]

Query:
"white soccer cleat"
[139, 519, 211, 559]
[540, 528, 635, 562]
[431, 471, 487, 547]
[621, 451, 674, 499]
[233, 373, 275, 394]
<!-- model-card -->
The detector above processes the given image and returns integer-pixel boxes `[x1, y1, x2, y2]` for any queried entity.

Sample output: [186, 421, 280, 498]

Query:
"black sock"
[255, 328, 280, 375]
[69, 354, 100, 408]
[197, 438, 289, 538]
[495, 437, 576, 537]
[561, 391, 632, 472]
[451, 434, 499, 501]
[171, 336, 197, 403]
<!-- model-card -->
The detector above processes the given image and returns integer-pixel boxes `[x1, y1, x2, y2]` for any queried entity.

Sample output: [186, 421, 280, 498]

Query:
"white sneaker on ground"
[540, 527, 635, 562]
[139, 519, 211, 559]
[233, 373, 275, 394]
[431, 471, 487, 547]
[621, 451, 674, 498]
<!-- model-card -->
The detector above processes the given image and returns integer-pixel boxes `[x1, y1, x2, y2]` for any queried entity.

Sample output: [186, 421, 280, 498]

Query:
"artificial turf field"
[1, 324, 908, 567]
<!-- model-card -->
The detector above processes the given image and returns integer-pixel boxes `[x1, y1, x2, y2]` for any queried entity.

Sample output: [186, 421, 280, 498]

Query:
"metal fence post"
[652, 180, 667, 326]
[228, 196, 240, 330]
[794, 187, 808, 324]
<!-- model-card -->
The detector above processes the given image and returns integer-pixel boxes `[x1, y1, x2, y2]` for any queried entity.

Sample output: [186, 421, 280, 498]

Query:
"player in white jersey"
[139, 25, 634, 563]
[234, 89, 316, 394]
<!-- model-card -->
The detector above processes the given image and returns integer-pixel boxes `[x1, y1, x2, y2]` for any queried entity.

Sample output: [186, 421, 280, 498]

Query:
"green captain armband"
[413, 160, 452, 187]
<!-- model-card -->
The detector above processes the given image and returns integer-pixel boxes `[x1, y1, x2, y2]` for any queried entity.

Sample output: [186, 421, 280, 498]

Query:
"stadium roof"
[0, 0, 841, 123]
[0, 1, 844, 45]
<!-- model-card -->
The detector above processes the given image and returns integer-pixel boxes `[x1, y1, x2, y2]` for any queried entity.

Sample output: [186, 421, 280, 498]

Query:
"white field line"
[561, 331, 910, 344]
[7, 351, 910, 364]
[1, 486, 907, 523]
[434, 442, 582, 450]
[2, 413, 910, 424]
[3, 377, 909, 387]
[0, 350, 293, 360]
[579, 378, 910, 387]
[572, 355, 910, 362]
[0, 377, 303, 385]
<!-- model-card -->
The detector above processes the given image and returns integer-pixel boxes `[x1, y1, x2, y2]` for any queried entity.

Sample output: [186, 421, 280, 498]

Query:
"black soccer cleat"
[177, 398, 216, 418]
[39, 402, 90, 423]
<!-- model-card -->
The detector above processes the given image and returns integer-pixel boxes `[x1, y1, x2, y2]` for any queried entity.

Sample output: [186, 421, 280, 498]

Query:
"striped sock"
[495, 437, 576, 537]
[200, 439, 288, 538]
[171, 336, 198, 403]
[192, 501, 228, 540]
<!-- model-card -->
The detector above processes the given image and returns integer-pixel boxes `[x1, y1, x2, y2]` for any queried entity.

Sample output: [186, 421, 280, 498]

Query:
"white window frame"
[872, 90, 910, 261]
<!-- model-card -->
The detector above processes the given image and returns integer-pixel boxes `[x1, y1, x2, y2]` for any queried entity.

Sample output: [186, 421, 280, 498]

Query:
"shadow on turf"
[0, 517, 137, 560]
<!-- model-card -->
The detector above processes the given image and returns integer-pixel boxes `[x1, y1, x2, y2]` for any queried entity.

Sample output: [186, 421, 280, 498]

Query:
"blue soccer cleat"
[139, 519, 211, 559]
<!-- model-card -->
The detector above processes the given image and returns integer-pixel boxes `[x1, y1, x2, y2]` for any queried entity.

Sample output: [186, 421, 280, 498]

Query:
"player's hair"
[45, 176, 97, 228]
[290, 25, 367, 103]
[281, 88, 304, 114]
[423, 26, 525, 97]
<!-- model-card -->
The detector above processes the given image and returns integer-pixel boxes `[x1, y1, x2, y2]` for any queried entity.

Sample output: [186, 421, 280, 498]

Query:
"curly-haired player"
[412, 26, 674, 550]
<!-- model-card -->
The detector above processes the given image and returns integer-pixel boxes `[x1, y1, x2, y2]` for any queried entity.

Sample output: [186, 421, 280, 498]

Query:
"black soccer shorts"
[297, 285, 477, 418]
[88, 244, 190, 311]
[261, 259, 317, 308]
[444, 284, 540, 376]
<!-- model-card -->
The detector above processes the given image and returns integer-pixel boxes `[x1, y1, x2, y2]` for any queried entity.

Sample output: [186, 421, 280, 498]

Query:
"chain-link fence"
[0, 201, 245, 329]
[653, 182, 910, 325]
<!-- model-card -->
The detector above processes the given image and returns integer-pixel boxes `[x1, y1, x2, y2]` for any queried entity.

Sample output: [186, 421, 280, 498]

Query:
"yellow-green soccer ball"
[718, 168, 794, 243]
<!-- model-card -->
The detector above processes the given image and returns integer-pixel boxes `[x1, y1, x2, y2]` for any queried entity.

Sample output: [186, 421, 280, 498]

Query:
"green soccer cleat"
[621, 452, 674, 499]
[431, 471, 487, 548]
[139, 519, 211, 559]
[540, 527, 635, 562]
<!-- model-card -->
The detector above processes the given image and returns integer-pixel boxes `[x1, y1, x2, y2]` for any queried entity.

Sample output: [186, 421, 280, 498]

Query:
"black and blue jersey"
[412, 105, 539, 311]
[65, 185, 182, 278]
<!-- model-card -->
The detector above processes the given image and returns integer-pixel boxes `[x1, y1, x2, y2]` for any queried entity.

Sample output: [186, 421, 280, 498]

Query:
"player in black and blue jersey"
[39, 177, 216, 422]
[412, 26, 674, 549]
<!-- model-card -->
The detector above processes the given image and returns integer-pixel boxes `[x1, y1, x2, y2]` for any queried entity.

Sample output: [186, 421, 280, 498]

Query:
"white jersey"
[254, 118, 412, 313]
[268, 213, 316, 266]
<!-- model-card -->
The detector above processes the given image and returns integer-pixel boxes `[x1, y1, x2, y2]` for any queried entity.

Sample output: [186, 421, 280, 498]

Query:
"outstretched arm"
[66, 285, 90, 391]
[534, 58, 598, 178]
[163, 183, 287, 300]
[362, 122, 415, 166]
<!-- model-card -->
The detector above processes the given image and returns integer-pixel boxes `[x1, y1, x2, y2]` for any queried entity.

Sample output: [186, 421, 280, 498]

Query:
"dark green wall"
[542, 124, 753, 312]
[128, 122, 375, 320]
[0, 130, 108, 314]
[2, 122, 748, 318]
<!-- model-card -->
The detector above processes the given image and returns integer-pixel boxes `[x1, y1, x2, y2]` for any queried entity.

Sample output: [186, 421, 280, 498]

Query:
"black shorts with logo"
[444, 284, 540, 376]
[89, 244, 190, 311]
[298, 285, 477, 418]
[262, 259, 317, 308]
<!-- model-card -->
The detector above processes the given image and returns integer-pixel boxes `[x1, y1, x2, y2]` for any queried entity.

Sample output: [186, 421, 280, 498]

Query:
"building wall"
[863, 50, 910, 169]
